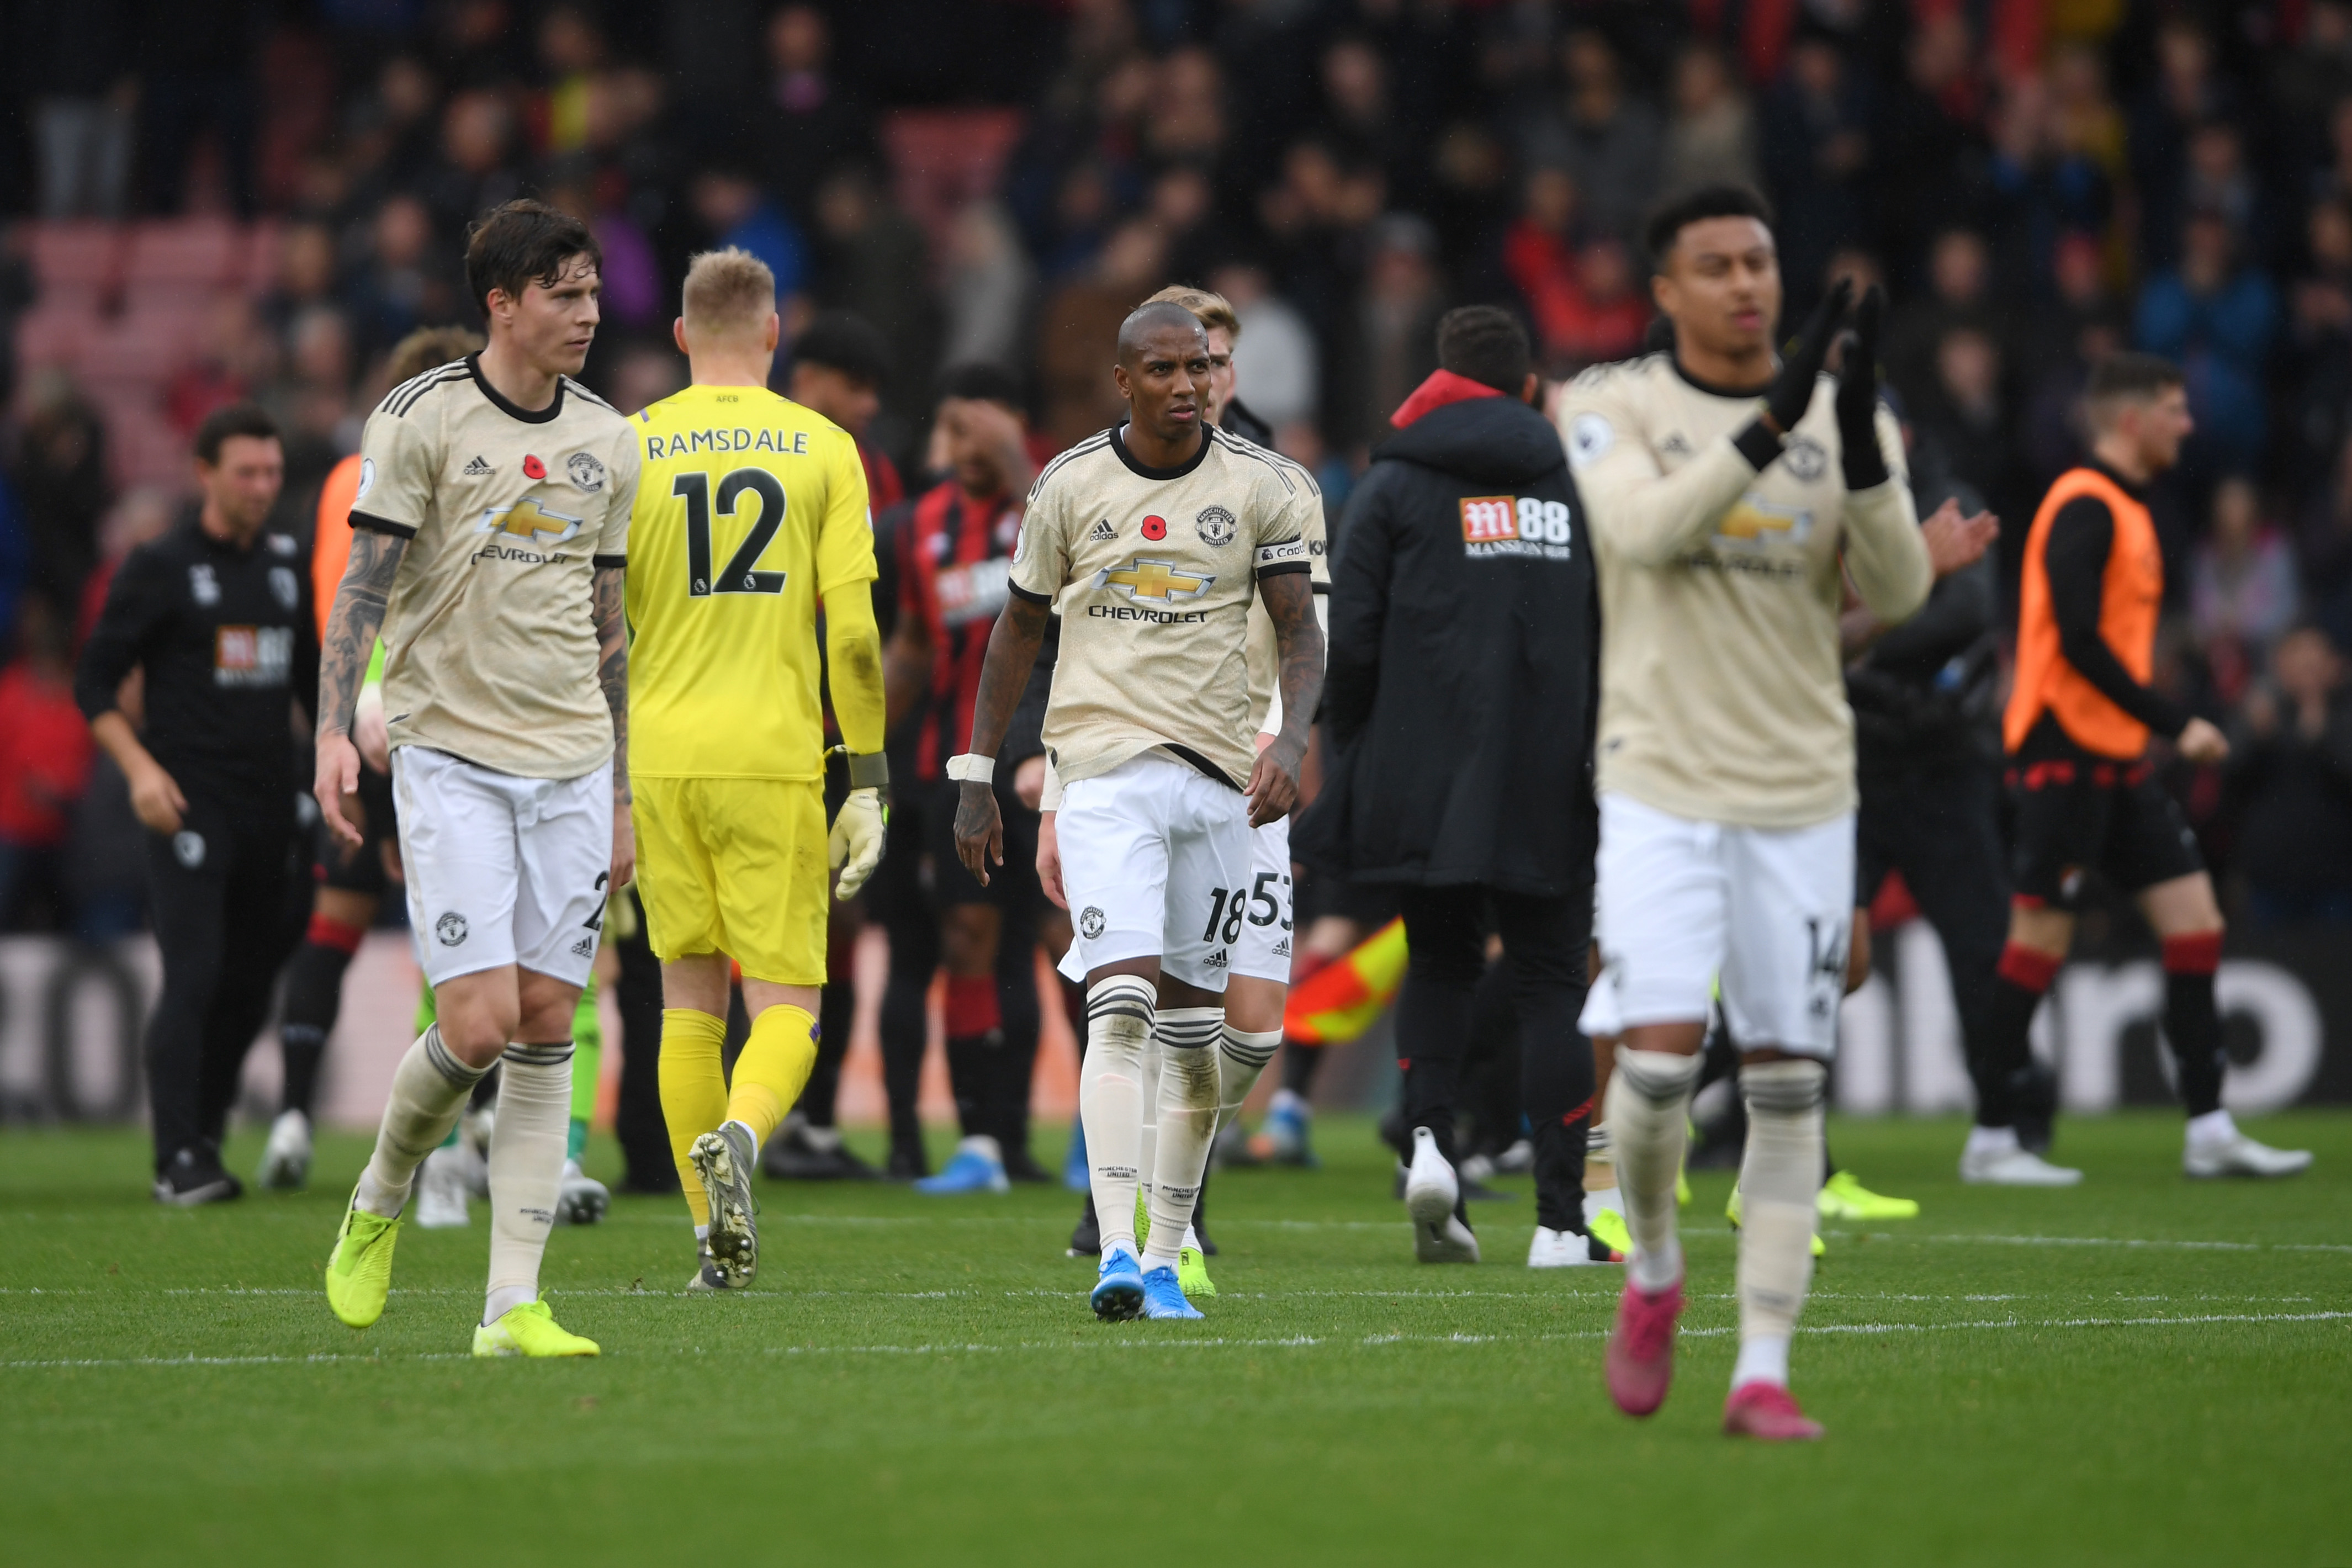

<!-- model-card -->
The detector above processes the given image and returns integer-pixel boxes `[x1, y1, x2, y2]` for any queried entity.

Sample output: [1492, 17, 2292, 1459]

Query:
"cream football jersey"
[349, 356, 641, 780]
[1010, 425, 1317, 790]
[1558, 352, 1931, 829]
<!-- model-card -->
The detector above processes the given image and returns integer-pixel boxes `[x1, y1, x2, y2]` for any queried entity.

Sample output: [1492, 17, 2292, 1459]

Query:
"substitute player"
[317, 199, 639, 1358]
[955, 300, 1323, 1321]
[631, 249, 888, 1290]
[1561, 183, 1932, 1439]
[1983, 352, 2310, 1183]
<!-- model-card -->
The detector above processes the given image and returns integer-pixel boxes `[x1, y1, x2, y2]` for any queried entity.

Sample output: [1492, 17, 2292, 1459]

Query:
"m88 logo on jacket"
[1459, 495, 1574, 560]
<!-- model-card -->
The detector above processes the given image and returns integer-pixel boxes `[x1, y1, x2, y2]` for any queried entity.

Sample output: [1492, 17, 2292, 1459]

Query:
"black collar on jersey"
[1668, 354, 1773, 401]
[467, 353, 567, 425]
[2084, 457, 2150, 502]
[1111, 423, 1210, 481]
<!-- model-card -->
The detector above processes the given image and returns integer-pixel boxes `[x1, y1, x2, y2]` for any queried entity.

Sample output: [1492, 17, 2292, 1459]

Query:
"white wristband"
[946, 753, 995, 784]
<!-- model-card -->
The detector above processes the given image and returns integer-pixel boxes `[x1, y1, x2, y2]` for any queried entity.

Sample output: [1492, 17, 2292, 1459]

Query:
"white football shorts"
[1054, 751, 1251, 992]
[1579, 792, 1854, 1058]
[392, 745, 615, 990]
[1230, 814, 1295, 984]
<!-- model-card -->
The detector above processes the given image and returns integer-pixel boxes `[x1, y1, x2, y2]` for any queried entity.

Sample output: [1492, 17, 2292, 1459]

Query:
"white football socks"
[357, 1025, 486, 1218]
[1215, 1023, 1281, 1129]
[1081, 976, 1156, 1259]
[483, 1041, 572, 1325]
[1734, 1058, 1827, 1390]
[1144, 1008, 1222, 1272]
[1605, 1047, 1700, 1294]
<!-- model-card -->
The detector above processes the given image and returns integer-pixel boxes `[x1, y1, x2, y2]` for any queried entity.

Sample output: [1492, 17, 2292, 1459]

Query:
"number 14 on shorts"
[1203, 873, 1291, 942]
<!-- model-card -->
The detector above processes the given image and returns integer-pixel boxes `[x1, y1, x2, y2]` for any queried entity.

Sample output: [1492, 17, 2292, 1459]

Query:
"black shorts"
[312, 761, 398, 898]
[2006, 752, 2202, 909]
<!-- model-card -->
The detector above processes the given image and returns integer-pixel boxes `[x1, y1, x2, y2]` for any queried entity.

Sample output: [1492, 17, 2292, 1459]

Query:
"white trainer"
[1405, 1126, 1479, 1263]
[1527, 1226, 1614, 1267]
[556, 1158, 610, 1223]
[459, 1106, 494, 1198]
[255, 1109, 312, 1191]
[414, 1144, 472, 1227]
[1960, 1146, 2084, 1186]
[2185, 1131, 2313, 1179]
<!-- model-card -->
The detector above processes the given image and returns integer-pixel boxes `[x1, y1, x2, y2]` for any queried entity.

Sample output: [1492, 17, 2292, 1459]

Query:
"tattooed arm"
[313, 528, 409, 847]
[1243, 569, 1324, 828]
[951, 592, 1052, 885]
[592, 563, 635, 889]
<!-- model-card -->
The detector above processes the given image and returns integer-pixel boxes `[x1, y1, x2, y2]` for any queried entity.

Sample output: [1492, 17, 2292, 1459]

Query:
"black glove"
[1836, 284, 1889, 490]
[1733, 277, 1850, 470]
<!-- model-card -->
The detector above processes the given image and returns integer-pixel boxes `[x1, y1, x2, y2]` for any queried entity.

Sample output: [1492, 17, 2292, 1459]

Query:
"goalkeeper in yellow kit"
[627, 248, 888, 1289]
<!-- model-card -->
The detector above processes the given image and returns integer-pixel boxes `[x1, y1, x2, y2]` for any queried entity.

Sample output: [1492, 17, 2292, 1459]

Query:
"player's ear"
[672, 317, 690, 357]
[763, 313, 780, 354]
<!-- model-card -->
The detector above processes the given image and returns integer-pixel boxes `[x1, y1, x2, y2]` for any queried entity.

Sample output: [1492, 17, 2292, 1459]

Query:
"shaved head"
[1117, 300, 1206, 365]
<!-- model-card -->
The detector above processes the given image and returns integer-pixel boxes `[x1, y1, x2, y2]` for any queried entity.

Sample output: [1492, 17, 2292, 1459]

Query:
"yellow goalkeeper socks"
[723, 1004, 820, 1159]
[658, 1008, 728, 1228]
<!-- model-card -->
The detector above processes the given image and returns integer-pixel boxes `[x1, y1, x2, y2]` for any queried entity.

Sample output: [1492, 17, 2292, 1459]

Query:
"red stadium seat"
[27, 221, 123, 305]
[124, 219, 242, 298]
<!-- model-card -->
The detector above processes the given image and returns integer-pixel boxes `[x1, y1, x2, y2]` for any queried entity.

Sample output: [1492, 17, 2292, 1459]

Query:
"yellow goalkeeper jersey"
[626, 383, 877, 781]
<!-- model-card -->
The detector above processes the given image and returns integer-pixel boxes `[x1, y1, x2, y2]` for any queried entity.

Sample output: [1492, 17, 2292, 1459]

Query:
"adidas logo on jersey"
[1272, 938, 1291, 958]
[1088, 517, 1116, 541]
[463, 454, 494, 474]
[571, 936, 596, 958]
[1205, 949, 1228, 968]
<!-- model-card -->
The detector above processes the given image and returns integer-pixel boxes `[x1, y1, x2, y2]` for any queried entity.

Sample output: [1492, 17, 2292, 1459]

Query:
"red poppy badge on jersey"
[1141, 514, 1167, 541]
[523, 454, 547, 480]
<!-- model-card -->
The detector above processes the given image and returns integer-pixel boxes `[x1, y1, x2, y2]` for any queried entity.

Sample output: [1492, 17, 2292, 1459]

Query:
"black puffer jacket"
[1295, 389, 1598, 895]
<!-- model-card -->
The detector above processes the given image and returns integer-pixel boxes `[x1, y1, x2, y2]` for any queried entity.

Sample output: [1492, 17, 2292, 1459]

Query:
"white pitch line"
[4, 1311, 2345, 1371]
[1868, 1233, 2352, 1255]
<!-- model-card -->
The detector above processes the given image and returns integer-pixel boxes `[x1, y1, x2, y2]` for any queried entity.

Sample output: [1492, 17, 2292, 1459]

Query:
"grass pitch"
[2, 1112, 2346, 1566]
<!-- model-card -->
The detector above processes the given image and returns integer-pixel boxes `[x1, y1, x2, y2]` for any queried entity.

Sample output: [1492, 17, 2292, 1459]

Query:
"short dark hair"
[793, 312, 892, 388]
[935, 361, 1024, 411]
[1435, 306, 1531, 395]
[1643, 182, 1776, 271]
[194, 402, 279, 466]
[464, 199, 601, 317]
[2086, 351, 2185, 405]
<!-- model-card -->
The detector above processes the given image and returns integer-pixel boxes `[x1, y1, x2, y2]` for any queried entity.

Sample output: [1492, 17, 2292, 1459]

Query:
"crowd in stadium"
[6, 0, 2352, 942]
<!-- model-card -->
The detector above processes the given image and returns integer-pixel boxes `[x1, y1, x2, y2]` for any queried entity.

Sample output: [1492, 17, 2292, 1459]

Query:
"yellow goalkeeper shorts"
[631, 776, 829, 985]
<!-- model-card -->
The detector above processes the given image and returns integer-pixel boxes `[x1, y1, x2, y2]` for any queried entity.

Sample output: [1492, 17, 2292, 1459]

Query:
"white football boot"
[1404, 1126, 1480, 1263]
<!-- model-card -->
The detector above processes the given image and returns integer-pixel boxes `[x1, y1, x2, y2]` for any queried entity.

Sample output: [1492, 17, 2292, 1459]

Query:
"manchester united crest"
[1195, 505, 1237, 547]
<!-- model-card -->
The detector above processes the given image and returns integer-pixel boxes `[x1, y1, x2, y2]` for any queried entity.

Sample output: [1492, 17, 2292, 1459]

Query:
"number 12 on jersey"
[675, 468, 788, 596]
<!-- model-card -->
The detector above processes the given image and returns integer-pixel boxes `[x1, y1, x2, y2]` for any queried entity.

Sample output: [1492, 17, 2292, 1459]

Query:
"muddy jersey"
[350, 355, 640, 780]
[1009, 425, 1315, 790]
[1559, 352, 1930, 829]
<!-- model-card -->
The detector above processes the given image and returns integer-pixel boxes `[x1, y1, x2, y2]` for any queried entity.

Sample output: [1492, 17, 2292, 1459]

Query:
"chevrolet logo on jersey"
[1714, 496, 1813, 547]
[1096, 558, 1214, 602]
[477, 496, 585, 545]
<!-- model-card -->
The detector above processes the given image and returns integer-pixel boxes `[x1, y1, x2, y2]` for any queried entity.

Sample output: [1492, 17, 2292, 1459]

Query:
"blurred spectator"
[343, 194, 451, 359]
[2136, 212, 2280, 478]
[135, 0, 263, 215]
[23, 0, 135, 218]
[691, 167, 809, 309]
[14, 376, 107, 613]
[1218, 262, 1317, 431]
[2299, 437, 2352, 650]
[1320, 35, 1417, 207]
[609, 342, 687, 418]
[811, 165, 933, 424]
[421, 89, 523, 237]
[1762, 34, 1873, 306]
[1915, 325, 2024, 534]
[940, 202, 1034, 372]
[2284, 196, 2352, 491]
[1873, 12, 1984, 283]
[2131, 17, 2236, 273]
[754, 4, 877, 224]
[549, 179, 661, 332]
[0, 598, 93, 931]
[1518, 30, 1662, 246]
[2229, 626, 2352, 925]
[1888, 227, 2004, 409]
[1036, 218, 1166, 447]
[2192, 478, 2302, 665]
[1662, 45, 1758, 196]
[2019, 234, 2127, 488]
[1983, 75, 2112, 304]
[1337, 214, 1444, 451]
[1506, 173, 1645, 374]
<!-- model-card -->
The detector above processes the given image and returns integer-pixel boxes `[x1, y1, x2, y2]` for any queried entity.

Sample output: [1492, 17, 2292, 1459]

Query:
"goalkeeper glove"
[830, 787, 887, 900]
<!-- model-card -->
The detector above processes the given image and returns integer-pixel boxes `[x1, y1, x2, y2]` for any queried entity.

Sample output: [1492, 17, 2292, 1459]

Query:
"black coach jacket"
[1295, 378, 1598, 897]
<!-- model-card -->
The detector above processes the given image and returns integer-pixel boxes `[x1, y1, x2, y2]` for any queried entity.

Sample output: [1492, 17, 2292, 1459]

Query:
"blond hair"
[1143, 284, 1239, 342]
[385, 325, 485, 384]
[681, 247, 777, 340]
